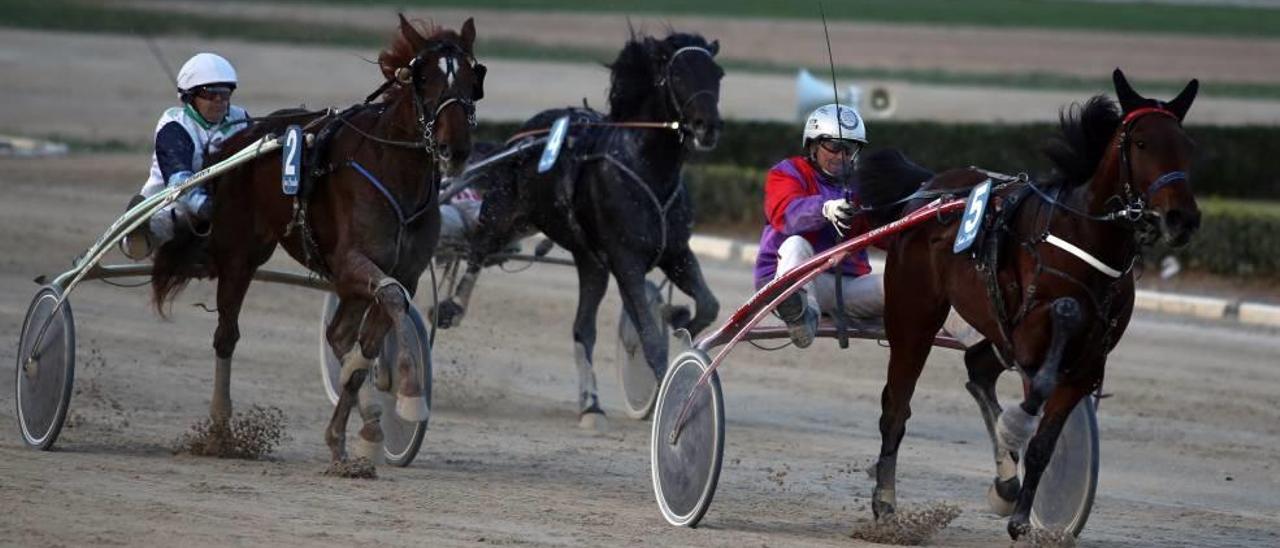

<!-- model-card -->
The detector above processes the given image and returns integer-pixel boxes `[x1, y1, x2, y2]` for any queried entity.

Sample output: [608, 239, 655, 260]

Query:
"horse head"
[382, 15, 485, 175]
[609, 32, 724, 151]
[650, 34, 724, 151]
[1111, 68, 1201, 247]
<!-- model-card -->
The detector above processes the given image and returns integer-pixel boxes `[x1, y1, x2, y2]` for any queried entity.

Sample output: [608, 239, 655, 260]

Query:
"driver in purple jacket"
[754, 104, 882, 348]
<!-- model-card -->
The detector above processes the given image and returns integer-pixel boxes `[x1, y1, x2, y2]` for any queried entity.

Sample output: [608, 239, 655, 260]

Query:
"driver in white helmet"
[754, 104, 880, 348]
[122, 52, 250, 259]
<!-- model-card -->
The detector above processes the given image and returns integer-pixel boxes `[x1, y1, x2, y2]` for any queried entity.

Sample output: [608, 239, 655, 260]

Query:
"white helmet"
[175, 53, 238, 93]
[802, 103, 867, 148]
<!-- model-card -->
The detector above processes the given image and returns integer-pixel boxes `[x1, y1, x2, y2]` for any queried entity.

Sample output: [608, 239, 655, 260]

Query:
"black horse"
[435, 32, 724, 428]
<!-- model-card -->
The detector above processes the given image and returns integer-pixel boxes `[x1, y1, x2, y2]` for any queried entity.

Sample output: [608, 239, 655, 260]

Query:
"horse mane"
[855, 148, 936, 227]
[1043, 95, 1123, 188]
[606, 31, 714, 120]
[376, 18, 455, 103]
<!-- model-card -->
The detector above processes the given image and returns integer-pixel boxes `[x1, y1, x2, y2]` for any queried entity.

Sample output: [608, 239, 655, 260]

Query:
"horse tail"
[856, 148, 934, 227]
[150, 219, 215, 318]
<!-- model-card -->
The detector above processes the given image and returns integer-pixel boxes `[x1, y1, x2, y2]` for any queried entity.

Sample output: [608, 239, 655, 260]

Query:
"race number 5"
[953, 178, 992, 254]
[281, 125, 303, 196]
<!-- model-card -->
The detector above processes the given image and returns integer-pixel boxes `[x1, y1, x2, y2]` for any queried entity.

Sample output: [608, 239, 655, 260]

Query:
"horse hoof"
[396, 395, 430, 422]
[871, 499, 896, 520]
[434, 300, 465, 329]
[1007, 515, 1032, 540]
[578, 411, 609, 433]
[353, 437, 385, 465]
[987, 482, 1016, 516]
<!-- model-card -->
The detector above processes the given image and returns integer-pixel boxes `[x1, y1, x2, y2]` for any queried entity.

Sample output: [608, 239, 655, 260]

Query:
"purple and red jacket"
[753, 156, 871, 289]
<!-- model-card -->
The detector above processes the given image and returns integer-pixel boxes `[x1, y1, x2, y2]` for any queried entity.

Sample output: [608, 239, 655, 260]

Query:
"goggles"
[193, 85, 235, 100]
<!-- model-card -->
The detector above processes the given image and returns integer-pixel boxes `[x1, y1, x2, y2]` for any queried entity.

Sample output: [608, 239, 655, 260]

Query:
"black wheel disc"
[1028, 397, 1100, 536]
[319, 293, 431, 467]
[651, 349, 724, 527]
[16, 285, 76, 450]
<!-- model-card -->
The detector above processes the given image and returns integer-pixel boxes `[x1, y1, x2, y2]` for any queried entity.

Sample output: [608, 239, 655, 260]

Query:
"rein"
[503, 121, 680, 145]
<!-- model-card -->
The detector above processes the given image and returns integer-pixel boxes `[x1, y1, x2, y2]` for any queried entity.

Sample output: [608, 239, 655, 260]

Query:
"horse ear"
[1113, 67, 1144, 113]
[460, 17, 476, 53]
[708, 39, 720, 56]
[398, 13, 428, 51]
[1167, 78, 1199, 122]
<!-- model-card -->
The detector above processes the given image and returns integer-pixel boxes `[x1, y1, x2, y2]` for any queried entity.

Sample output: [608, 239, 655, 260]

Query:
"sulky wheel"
[319, 293, 431, 467]
[616, 279, 669, 419]
[651, 348, 724, 528]
[1027, 396, 1100, 536]
[15, 285, 77, 450]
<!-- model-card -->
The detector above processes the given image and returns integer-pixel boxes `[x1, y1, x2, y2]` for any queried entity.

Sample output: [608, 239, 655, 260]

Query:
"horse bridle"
[405, 41, 482, 154]
[1115, 106, 1188, 220]
[654, 46, 719, 139]
[361, 40, 484, 153]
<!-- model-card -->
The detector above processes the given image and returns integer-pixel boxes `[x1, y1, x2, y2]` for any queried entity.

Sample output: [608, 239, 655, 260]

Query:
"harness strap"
[593, 153, 684, 271]
[1045, 234, 1124, 278]
[348, 159, 436, 273]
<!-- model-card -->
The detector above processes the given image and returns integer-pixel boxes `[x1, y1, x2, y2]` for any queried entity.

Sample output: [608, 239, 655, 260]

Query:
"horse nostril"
[437, 144, 452, 162]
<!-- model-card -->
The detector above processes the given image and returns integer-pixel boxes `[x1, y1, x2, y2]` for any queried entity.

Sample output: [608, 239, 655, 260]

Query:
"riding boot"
[120, 194, 155, 260]
[776, 290, 817, 349]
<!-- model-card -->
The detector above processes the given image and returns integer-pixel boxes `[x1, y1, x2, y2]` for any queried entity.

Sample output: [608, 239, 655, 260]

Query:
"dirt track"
[1, 154, 1279, 547]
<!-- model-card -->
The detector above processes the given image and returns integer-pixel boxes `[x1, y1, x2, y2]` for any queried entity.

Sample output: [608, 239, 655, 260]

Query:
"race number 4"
[538, 115, 571, 174]
[953, 178, 992, 254]
[281, 125, 303, 196]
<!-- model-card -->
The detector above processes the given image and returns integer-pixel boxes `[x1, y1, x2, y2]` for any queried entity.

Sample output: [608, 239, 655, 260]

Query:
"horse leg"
[570, 251, 611, 430]
[656, 246, 719, 338]
[435, 261, 480, 329]
[323, 298, 374, 463]
[207, 257, 255, 453]
[1007, 378, 1092, 539]
[963, 340, 1020, 515]
[873, 282, 948, 519]
[333, 253, 427, 423]
[612, 255, 670, 382]
[1002, 297, 1085, 539]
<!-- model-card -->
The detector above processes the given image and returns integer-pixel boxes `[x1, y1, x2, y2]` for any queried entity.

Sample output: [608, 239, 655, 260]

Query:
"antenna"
[142, 33, 178, 87]
[819, 2, 843, 143]
[818, 2, 854, 201]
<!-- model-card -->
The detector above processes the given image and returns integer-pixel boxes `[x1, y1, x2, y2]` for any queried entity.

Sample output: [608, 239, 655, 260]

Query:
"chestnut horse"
[150, 16, 483, 470]
[857, 69, 1200, 538]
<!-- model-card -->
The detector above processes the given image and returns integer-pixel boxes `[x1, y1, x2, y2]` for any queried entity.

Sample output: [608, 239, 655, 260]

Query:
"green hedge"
[1153, 199, 1280, 276]
[476, 120, 1280, 201]
[683, 164, 1280, 276]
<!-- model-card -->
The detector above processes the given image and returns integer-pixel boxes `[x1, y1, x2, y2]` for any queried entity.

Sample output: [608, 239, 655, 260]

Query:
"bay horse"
[434, 32, 724, 429]
[150, 16, 483, 470]
[856, 69, 1200, 538]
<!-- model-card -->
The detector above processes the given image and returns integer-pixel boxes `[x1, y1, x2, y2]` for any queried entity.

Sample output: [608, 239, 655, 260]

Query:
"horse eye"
[1135, 140, 1147, 150]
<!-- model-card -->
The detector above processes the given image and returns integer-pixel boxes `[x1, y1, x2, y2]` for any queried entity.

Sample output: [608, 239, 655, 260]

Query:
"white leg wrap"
[339, 346, 373, 386]
[995, 451, 1019, 481]
[354, 381, 385, 464]
[574, 342, 599, 410]
[996, 404, 1038, 455]
[395, 393, 430, 422]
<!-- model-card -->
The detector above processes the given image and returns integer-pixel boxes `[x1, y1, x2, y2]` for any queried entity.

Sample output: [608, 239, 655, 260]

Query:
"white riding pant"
[776, 235, 884, 319]
[139, 180, 209, 245]
[776, 235, 984, 346]
[438, 200, 482, 252]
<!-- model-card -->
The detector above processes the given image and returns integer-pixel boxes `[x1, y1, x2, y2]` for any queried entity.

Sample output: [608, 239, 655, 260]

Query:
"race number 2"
[281, 125, 303, 196]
